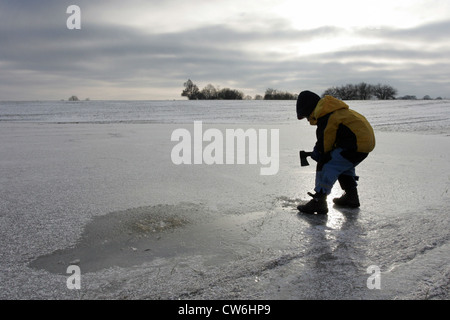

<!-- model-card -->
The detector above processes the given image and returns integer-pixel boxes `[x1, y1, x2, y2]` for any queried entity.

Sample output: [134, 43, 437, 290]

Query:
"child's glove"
[311, 147, 320, 162]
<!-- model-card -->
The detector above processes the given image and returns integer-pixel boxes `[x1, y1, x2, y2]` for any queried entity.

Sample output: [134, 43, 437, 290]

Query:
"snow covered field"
[0, 99, 449, 299]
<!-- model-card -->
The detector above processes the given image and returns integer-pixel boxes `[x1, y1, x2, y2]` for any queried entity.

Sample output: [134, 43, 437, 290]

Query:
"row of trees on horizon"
[323, 83, 397, 100]
[322, 83, 444, 100]
[182, 79, 443, 101]
[182, 80, 247, 100]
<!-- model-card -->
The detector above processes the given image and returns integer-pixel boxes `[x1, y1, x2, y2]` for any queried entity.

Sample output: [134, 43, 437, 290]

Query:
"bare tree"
[322, 87, 338, 98]
[181, 79, 201, 100]
[201, 84, 218, 99]
[336, 84, 358, 100]
[357, 82, 373, 100]
[372, 84, 397, 100]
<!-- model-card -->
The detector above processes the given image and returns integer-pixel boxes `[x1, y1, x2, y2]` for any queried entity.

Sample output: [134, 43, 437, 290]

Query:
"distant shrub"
[182, 80, 244, 100]
[263, 88, 298, 100]
[322, 83, 397, 100]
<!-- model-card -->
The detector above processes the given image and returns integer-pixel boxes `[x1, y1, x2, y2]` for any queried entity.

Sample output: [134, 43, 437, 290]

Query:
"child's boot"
[297, 192, 328, 214]
[333, 187, 360, 208]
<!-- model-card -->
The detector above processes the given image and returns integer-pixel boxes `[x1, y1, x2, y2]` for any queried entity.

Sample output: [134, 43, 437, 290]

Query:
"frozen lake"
[0, 99, 449, 300]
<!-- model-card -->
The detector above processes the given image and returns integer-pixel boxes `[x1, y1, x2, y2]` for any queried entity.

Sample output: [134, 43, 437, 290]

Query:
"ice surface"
[0, 100, 449, 299]
[1, 99, 449, 135]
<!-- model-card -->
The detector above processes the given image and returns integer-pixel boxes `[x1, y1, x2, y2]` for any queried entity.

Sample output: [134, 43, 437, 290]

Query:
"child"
[296, 90, 375, 214]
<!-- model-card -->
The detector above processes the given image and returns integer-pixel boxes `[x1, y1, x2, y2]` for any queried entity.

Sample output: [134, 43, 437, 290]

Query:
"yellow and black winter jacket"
[309, 95, 375, 169]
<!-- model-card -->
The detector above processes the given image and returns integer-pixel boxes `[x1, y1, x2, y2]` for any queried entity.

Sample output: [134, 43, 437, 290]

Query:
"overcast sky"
[1, 0, 450, 100]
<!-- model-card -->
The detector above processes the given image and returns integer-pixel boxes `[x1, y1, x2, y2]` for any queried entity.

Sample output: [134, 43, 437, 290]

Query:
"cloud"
[0, 14, 344, 98]
[0, 1, 449, 99]
[376, 20, 450, 42]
